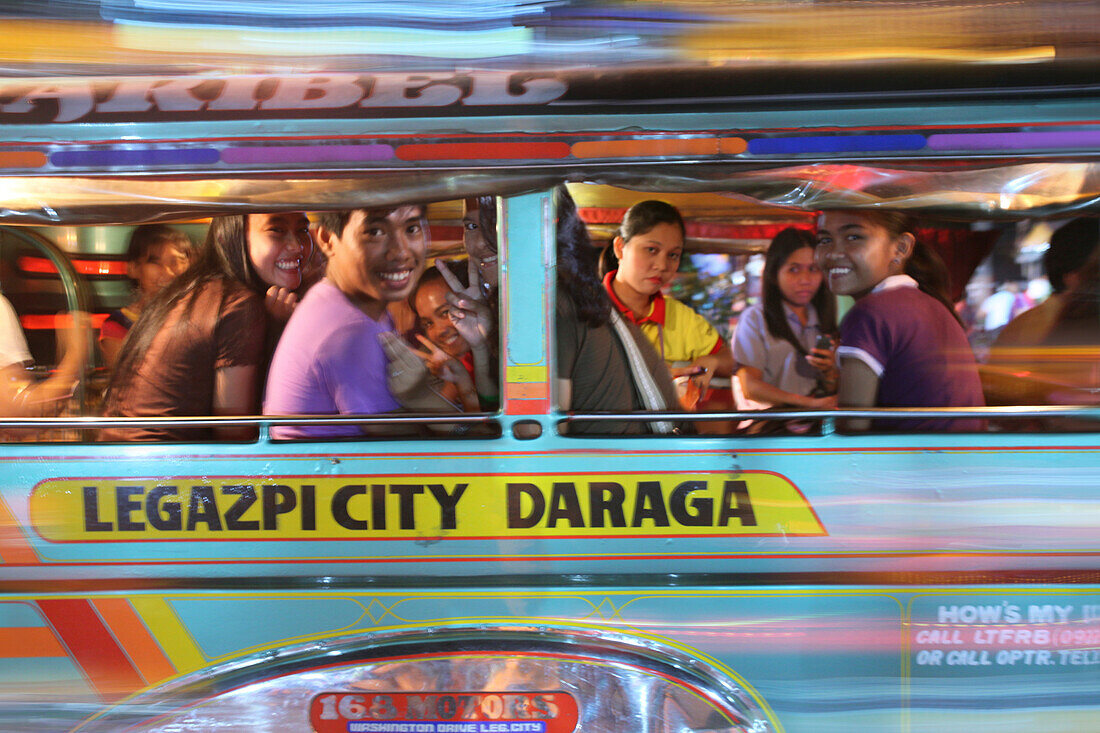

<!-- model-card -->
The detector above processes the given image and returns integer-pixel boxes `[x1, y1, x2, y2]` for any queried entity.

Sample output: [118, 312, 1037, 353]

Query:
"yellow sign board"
[29, 472, 824, 541]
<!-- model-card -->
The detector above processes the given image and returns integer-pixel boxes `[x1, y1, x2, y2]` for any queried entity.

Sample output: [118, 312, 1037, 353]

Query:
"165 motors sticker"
[310, 692, 579, 733]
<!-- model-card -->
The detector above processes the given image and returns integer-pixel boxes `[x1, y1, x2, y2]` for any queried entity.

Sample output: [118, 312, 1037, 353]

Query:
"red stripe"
[20, 313, 109, 330]
[36, 598, 145, 700]
[17, 256, 128, 276]
[396, 142, 570, 161]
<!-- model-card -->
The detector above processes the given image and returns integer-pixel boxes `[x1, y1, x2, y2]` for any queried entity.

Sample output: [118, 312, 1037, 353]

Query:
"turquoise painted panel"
[0, 658, 89, 689]
[0, 601, 47, 627]
[169, 597, 369, 659]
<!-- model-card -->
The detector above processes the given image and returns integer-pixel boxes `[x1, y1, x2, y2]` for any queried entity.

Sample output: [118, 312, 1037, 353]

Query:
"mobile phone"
[814, 334, 833, 351]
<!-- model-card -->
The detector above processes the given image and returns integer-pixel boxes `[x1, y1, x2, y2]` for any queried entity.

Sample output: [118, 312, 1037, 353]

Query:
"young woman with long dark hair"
[733, 227, 838, 410]
[603, 200, 733, 394]
[102, 213, 310, 441]
[555, 188, 678, 434]
[815, 210, 983, 431]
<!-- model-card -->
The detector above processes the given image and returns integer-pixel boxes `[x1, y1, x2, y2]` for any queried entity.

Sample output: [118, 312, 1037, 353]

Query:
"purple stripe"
[928, 130, 1100, 151]
[221, 145, 394, 164]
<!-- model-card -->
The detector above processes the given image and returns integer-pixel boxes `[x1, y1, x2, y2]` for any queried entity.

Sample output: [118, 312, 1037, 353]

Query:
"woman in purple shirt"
[815, 210, 984, 432]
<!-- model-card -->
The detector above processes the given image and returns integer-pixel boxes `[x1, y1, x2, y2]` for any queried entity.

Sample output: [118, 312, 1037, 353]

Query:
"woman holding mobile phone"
[733, 227, 838, 411]
[603, 200, 734, 397]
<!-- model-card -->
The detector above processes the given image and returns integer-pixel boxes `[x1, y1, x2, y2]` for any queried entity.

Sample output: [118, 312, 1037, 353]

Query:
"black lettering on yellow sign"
[506, 480, 756, 529]
[82, 483, 322, 532]
[81, 482, 469, 533]
[48, 473, 820, 541]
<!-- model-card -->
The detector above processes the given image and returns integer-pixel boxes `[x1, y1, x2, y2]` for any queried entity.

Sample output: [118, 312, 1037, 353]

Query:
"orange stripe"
[505, 383, 549, 400]
[92, 599, 176, 686]
[571, 137, 720, 159]
[0, 151, 47, 168]
[719, 137, 748, 154]
[0, 493, 39, 565]
[0, 627, 67, 658]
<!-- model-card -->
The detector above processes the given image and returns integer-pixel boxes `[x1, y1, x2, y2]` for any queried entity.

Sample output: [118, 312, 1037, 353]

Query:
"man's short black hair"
[316, 205, 427, 237]
[316, 210, 353, 237]
[1046, 218, 1100, 293]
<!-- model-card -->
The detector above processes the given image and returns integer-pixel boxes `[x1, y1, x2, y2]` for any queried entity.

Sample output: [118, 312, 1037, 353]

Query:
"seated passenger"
[816, 210, 984, 432]
[99, 224, 195, 370]
[101, 213, 310, 442]
[995, 218, 1099, 351]
[411, 265, 498, 411]
[733, 227, 838, 411]
[264, 205, 455, 439]
[463, 195, 499, 295]
[0, 294, 87, 418]
[603, 200, 734, 396]
[555, 188, 679, 435]
[986, 218, 1100, 408]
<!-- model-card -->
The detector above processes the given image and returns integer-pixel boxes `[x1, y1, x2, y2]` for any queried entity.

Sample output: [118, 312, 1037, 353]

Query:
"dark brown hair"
[762, 227, 837, 354]
[853, 210, 961, 323]
[107, 215, 269, 398]
[619, 200, 685, 242]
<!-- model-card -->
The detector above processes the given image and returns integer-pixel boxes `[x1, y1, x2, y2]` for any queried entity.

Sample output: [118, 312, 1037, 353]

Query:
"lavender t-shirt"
[838, 276, 984, 432]
[264, 279, 398, 438]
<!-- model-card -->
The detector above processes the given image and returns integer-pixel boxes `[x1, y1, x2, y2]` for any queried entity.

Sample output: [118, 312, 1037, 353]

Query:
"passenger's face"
[815, 212, 903, 299]
[247, 213, 310, 290]
[414, 278, 470, 359]
[613, 222, 684, 296]
[776, 246, 822, 308]
[132, 241, 191, 300]
[463, 198, 498, 288]
[323, 206, 428, 310]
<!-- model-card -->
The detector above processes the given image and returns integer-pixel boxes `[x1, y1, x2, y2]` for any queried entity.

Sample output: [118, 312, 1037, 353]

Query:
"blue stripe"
[50, 148, 220, 168]
[748, 134, 926, 155]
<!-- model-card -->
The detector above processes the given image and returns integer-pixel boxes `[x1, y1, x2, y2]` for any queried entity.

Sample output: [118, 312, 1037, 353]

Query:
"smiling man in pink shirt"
[264, 205, 428, 438]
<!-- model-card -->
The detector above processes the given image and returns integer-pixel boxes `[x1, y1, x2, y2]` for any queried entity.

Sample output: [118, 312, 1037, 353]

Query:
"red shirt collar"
[603, 270, 666, 326]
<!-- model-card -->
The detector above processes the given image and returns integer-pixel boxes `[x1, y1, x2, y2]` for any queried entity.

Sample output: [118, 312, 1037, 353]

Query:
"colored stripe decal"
[396, 142, 570, 161]
[0, 627, 67, 658]
[0, 494, 38, 565]
[927, 130, 1100, 150]
[0, 151, 47, 168]
[128, 597, 207, 674]
[748, 134, 927, 154]
[50, 148, 220, 168]
[18, 256, 128, 277]
[93, 599, 176, 686]
[21, 313, 109, 330]
[505, 383, 549, 400]
[571, 138, 716, 158]
[36, 598, 145, 700]
[222, 144, 394, 164]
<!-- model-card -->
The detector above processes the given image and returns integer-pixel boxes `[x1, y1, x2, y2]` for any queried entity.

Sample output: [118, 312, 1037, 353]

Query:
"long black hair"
[762, 227, 837, 354]
[108, 215, 269, 394]
[555, 186, 611, 327]
[857, 210, 961, 324]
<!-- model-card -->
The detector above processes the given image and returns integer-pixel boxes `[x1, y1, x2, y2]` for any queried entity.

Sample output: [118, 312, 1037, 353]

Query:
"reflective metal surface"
[1, 161, 1098, 225]
[79, 625, 770, 733]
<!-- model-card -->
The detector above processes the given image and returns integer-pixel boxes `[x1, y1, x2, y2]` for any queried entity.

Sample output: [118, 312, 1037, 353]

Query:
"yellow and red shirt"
[603, 270, 723, 365]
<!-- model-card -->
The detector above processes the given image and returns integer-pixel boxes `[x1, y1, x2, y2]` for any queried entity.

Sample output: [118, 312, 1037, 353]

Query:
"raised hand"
[437, 259, 485, 304]
[265, 286, 299, 322]
[379, 331, 432, 404]
[412, 335, 478, 411]
[435, 262, 492, 347]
